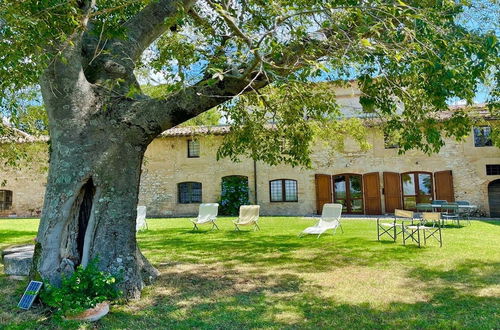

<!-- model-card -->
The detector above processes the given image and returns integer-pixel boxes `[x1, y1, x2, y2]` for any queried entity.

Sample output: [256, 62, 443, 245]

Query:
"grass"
[1, 217, 499, 329]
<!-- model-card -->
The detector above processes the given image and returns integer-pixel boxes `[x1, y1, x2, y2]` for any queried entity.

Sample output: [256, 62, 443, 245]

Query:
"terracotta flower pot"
[66, 302, 109, 322]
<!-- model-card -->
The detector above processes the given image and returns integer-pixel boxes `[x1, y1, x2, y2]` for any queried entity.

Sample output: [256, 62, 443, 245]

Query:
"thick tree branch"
[122, 0, 197, 62]
[41, 1, 97, 121]
[128, 74, 268, 135]
[128, 26, 345, 134]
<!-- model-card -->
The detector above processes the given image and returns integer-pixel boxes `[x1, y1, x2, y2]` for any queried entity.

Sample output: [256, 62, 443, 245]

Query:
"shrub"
[40, 258, 121, 318]
[219, 176, 250, 215]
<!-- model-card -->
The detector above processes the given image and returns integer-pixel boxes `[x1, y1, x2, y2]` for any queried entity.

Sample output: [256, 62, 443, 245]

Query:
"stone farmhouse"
[1, 86, 500, 218]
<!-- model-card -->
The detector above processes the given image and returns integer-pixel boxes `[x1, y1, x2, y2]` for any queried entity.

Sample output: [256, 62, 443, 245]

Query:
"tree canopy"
[1, 0, 499, 167]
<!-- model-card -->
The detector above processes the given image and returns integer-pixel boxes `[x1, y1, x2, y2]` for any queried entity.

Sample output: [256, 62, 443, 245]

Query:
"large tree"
[0, 0, 498, 298]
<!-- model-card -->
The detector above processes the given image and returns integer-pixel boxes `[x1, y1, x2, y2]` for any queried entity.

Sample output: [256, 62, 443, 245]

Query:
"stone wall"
[1, 127, 499, 218]
[137, 127, 500, 217]
[0, 143, 48, 217]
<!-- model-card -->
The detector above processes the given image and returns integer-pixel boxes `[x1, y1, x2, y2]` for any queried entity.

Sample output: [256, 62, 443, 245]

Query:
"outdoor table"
[416, 204, 434, 212]
[438, 204, 477, 226]
[415, 204, 477, 226]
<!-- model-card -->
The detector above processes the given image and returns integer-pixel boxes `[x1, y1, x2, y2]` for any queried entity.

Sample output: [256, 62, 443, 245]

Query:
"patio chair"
[190, 203, 219, 230]
[136, 206, 148, 231]
[431, 200, 447, 212]
[456, 201, 472, 225]
[300, 203, 343, 238]
[233, 205, 260, 231]
[403, 212, 442, 247]
[377, 209, 414, 242]
[441, 202, 462, 226]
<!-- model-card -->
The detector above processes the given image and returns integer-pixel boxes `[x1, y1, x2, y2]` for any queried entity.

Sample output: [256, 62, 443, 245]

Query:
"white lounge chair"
[190, 203, 219, 230]
[136, 206, 148, 231]
[233, 205, 260, 231]
[299, 203, 343, 238]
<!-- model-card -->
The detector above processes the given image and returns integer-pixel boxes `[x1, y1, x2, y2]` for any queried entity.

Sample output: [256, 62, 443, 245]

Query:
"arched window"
[269, 179, 298, 202]
[401, 172, 433, 210]
[178, 182, 202, 204]
[0, 190, 13, 211]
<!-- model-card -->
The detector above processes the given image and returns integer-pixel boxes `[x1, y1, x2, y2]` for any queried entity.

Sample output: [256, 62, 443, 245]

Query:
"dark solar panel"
[18, 281, 43, 310]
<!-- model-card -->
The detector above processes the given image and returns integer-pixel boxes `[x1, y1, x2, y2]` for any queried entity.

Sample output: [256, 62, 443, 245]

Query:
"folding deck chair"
[136, 206, 148, 231]
[403, 212, 443, 247]
[377, 209, 414, 242]
[190, 203, 219, 230]
[233, 205, 260, 231]
[299, 203, 343, 238]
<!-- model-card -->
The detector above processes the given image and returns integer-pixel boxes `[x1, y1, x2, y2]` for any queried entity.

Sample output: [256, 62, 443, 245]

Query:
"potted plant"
[40, 258, 121, 322]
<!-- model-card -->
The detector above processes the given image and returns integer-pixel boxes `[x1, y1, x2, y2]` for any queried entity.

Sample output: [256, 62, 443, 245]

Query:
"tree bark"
[32, 0, 263, 299]
[35, 71, 161, 297]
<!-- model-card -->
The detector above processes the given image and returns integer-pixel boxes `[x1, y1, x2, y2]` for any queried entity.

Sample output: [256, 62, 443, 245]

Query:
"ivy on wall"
[219, 176, 250, 216]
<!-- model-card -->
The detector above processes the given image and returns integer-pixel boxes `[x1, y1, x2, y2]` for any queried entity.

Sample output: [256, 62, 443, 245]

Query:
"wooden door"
[333, 174, 364, 214]
[383, 172, 402, 213]
[363, 172, 382, 215]
[434, 170, 454, 202]
[315, 174, 332, 215]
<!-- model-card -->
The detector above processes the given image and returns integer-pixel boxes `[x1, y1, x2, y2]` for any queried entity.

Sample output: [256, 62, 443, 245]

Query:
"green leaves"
[216, 81, 350, 167]
[40, 258, 121, 319]
[1, 0, 498, 168]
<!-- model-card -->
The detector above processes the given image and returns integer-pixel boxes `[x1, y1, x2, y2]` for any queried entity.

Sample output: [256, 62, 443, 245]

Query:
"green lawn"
[1, 217, 499, 329]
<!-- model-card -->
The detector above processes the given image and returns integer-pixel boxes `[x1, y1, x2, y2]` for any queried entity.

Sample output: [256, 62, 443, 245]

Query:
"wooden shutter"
[383, 172, 402, 213]
[434, 170, 454, 202]
[363, 172, 382, 215]
[315, 174, 332, 215]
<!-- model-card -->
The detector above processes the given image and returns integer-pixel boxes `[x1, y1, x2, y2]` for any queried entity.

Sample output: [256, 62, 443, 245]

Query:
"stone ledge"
[1, 245, 34, 276]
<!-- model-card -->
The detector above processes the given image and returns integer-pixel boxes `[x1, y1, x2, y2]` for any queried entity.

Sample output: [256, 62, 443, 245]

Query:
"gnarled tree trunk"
[32, 0, 264, 298]
[35, 78, 161, 297]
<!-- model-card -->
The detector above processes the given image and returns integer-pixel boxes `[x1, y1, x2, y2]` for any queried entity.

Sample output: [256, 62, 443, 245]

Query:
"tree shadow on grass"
[138, 228, 422, 273]
[3, 219, 496, 328]
[409, 259, 500, 289]
[98, 259, 500, 329]
[0, 230, 37, 250]
[477, 219, 500, 226]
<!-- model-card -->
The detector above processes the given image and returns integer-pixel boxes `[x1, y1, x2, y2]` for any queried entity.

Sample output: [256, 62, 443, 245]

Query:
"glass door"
[401, 172, 433, 210]
[333, 174, 363, 214]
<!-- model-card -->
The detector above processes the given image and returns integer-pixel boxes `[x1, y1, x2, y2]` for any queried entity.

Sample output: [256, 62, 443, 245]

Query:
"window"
[473, 126, 493, 147]
[178, 182, 202, 204]
[0, 190, 13, 211]
[187, 139, 200, 158]
[333, 174, 363, 213]
[401, 172, 433, 210]
[269, 179, 298, 202]
[486, 165, 500, 175]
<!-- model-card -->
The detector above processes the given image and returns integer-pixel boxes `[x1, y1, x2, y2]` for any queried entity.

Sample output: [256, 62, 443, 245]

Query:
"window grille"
[473, 126, 493, 147]
[486, 165, 500, 175]
[187, 140, 200, 158]
[178, 182, 202, 203]
[269, 179, 298, 202]
[0, 190, 13, 211]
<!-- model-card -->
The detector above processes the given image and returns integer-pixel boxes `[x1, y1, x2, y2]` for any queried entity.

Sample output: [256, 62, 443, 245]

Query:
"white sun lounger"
[233, 205, 260, 231]
[190, 203, 219, 230]
[299, 203, 343, 238]
[136, 206, 148, 231]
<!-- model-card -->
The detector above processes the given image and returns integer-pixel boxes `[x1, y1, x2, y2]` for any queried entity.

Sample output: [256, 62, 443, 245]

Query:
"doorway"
[401, 172, 433, 210]
[333, 174, 363, 214]
[488, 179, 500, 217]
